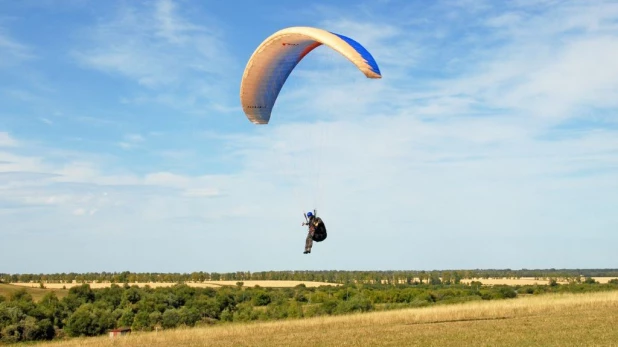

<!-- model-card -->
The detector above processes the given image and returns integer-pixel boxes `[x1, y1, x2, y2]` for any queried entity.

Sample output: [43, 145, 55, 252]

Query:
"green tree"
[178, 307, 201, 326]
[118, 309, 135, 327]
[252, 291, 271, 306]
[123, 287, 142, 305]
[68, 284, 95, 303]
[192, 297, 221, 319]
[161, 309, 180, 329]
[97, 284, 123, 310]
[21, 316, 55, 341]
[1, 324, 20, 343]
[132, 311, 151, 331]
[64, 304, 115, 337]
[149, 311, 162, 327]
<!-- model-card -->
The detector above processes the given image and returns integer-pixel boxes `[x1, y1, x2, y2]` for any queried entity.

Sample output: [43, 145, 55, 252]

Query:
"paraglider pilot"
[302, 211, 327, 254]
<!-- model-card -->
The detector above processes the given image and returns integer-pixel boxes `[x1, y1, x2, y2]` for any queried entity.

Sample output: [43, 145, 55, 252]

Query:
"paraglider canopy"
[240, 26, 382, 125]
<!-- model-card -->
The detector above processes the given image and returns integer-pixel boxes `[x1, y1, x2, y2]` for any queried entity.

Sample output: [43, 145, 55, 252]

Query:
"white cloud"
[71, 0, 237, 113]
[118, 133, 145, 149]
[73, 208, 98, 216]
[1, 88, 40, 102]
[485, 12, 525, 28]
[453, 5, 618, 120]
[0, 27, 33, 67]
[38, 117, 53, 125]
[153, 0, 205, 44]
[182, 188, 220, 198]
[125, 134, 144, 142]
[144, 171, 189, 188]
[318, 19, 420, 74]
[0, 132, 18, 147]
[157, 150, 194, 160]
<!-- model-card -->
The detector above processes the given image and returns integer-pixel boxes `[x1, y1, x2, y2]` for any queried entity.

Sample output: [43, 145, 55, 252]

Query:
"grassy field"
[0, 283, 69, 302]
[12, 277, 618, 290]
[11, 280, 339, 290]
[32, 290, 618, 347]
[459, 276, 618, 285]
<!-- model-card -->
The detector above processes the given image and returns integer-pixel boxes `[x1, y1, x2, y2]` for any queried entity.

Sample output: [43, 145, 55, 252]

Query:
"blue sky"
[1, 0, 617, 274]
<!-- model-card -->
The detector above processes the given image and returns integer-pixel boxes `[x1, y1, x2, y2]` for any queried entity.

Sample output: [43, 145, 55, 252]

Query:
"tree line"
[2, 268, 617, 285]
[1, 278, 618, 343]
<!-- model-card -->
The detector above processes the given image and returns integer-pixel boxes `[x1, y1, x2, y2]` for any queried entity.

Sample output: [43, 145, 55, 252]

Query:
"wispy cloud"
[71, 0, 237, 113]
[38, 117, 53, 125]
[118, 133, 145, 149]
[433, 1, 618, 121]
[153, 0, 207, 44]
[293, 1, 618, 126]
[72, 115, 123, 128]
[0, 132, 18, 147]
[0, 27, 34, 67]
[1, 88, 41, 102]
[156, 149, 194, 160]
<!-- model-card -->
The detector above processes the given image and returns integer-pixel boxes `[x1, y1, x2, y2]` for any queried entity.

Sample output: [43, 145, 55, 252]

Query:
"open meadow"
[11, 280, 339, 290]
[31, 290, 618, 347]
[459, 277, 618, 285]
[11, 277, 618, 291]
[0, 283, 69, 302]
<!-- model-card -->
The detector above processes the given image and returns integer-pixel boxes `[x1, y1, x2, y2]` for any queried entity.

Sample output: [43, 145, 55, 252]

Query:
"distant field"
[11, 277, 617, 290]
[7, 277, 617, 295]
[11, 280, 339, 290]
[32, 290, 618, 347]
[459, 277, 618, 285]
[0, 283, 69, 301]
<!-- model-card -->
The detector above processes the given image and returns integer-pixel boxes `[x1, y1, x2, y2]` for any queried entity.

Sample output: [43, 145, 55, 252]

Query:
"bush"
[178, 307, 201, 326]
[64, 305, 115, 337]
[161, 309, 180, 329]
[132, 311, 151, 331]
[219, 308, 233, 322]
[497, 286, 517, 299]
[321, 299, 339, 315]
[294, 291, 308, 303]
[252, 291, 271, 306]
[118, 309, 135, 327]
[21, 317, 55, 341]
[335, 296, 373, 315]
[148, 311, 162, 327]
[1, 324, 20, 343]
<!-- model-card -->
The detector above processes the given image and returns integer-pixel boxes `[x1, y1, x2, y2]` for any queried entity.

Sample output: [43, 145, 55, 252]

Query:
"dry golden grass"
[33, 290, 618, 347]
[12, 277, 617, 289]
[460, 277, 553, 285]
[202, 280, 339, 288]
[12, 282, 220, 290]
[11, 280, 338, 290]
[461, 276, 618, 285]
[0, 283, 69, 302]
[380, 277, 618, 285]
